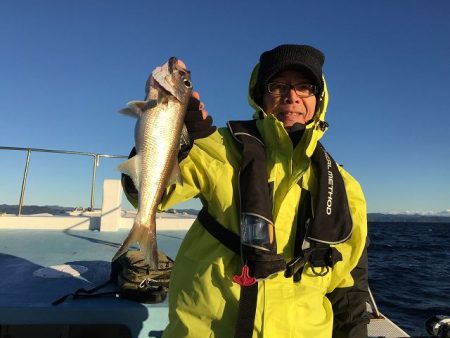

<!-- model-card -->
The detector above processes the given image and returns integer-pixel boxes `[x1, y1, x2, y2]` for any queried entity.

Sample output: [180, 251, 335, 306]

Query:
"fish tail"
[139, 220, 159, 270]
[112, 218, 159, 270]
[112, 218, 145, 262]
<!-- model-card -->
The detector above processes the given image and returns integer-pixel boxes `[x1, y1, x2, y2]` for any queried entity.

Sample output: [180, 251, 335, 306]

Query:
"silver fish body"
[113, 57, 192, 269]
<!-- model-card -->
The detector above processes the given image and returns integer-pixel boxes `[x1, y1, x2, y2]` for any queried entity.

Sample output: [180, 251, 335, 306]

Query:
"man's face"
[262, 69, 317, 129]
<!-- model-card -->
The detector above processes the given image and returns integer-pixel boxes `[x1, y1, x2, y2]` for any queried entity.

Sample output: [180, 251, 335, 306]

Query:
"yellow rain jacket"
[126, 66, 368, 338]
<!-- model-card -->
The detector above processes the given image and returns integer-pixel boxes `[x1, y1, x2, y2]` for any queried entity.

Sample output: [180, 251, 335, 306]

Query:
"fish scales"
[136, 101, 184, 226]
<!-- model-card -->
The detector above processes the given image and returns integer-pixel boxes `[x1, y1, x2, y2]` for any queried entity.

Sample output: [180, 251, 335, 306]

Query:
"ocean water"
[368, 222, 450, 336]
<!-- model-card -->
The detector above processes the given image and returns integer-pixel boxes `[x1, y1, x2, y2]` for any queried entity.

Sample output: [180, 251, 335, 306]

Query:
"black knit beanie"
[253, 44, 325, 106]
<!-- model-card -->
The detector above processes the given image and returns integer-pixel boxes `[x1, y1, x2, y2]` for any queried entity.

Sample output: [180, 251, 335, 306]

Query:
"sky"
[0, 0, 449, 214]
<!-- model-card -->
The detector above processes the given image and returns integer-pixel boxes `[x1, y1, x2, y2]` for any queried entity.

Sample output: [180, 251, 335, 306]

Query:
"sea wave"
[369, 222, 450, 336]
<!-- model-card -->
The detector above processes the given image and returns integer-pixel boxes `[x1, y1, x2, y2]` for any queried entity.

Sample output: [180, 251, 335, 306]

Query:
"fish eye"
[182, 78, 192, 88]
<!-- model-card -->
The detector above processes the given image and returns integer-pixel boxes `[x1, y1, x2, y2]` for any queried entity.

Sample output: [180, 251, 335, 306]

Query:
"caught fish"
[113, 57, 193, 269]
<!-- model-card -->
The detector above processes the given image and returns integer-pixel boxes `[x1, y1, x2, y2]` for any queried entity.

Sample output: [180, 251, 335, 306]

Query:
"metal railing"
[0, 146, 128, 215]
[367, 286, 381, 318]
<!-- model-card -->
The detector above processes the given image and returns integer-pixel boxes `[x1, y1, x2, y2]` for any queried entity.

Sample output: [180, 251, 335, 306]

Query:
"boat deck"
[0, 228, 185, 338]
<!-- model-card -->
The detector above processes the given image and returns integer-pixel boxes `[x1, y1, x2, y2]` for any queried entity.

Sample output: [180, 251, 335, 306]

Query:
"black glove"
[184, 97, 216, 143]
[178, 96, 216, 160]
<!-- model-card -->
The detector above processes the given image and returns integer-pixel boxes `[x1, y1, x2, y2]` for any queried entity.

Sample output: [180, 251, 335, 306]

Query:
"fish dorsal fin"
[118, 100, 157, 118]
[117, 155, 141, 190]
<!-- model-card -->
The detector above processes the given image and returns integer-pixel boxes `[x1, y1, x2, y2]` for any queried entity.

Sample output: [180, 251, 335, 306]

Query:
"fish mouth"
[168, 57, 191, 80]
[168, 56, 191, 74]
[150, 57, 192, 102]
[168, 57, 178, 74]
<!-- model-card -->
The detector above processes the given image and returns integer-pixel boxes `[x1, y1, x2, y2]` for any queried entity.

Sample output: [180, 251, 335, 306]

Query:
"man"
[124, 44, 369, 338]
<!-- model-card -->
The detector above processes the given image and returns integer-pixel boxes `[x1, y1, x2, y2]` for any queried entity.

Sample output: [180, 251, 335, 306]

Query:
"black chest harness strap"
[197, 120, 352, 338]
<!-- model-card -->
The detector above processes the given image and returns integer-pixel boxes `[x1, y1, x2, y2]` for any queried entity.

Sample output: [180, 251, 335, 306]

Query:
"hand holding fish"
[184, 91, 216, 143]
[191, 91, 208, 119]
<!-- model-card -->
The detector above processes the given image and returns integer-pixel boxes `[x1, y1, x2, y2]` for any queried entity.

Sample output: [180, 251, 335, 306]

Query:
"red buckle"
[232, 264, 257, 286]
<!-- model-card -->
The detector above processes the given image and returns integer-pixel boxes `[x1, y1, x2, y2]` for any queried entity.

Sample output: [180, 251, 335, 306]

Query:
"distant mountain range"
[367, 212, 450, 223]
[1, 204, 450, 223]
[0, 204, 73, 215]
